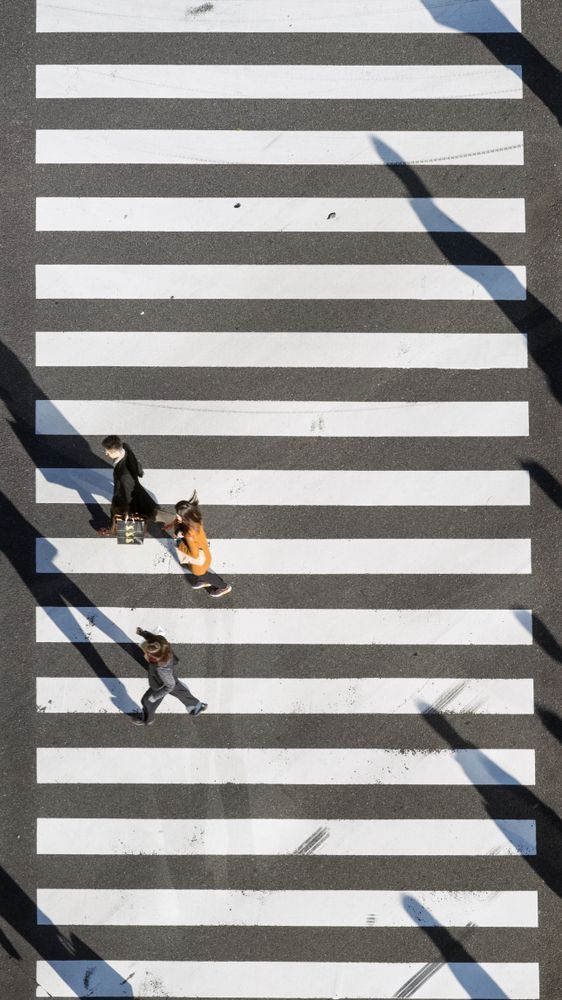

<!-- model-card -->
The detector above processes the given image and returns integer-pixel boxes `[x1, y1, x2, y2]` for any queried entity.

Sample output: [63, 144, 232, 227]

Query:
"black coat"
[111, 444, 157, 518]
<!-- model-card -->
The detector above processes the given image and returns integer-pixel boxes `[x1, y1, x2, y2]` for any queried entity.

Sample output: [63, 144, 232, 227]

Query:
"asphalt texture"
[1, 1, 561, 997]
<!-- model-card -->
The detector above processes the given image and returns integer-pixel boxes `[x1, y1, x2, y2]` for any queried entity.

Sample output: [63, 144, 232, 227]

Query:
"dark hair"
[175, 490, 202, 526]
[102, 435, 122, 450]
[144, 636, 172, 663]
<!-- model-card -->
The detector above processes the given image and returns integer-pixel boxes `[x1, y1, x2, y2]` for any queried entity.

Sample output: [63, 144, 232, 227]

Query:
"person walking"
[132, 627, 207, 726]
[172, 492, 232, 598]
[97, 435, 162, 535]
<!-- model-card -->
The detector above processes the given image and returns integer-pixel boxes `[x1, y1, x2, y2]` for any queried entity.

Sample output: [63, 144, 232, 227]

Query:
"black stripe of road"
[38, 854, 539, 893]
[34, 643, 539, 680]
[29, 924, 539, 964]
[36, 232, 525, 266]
[34, 367, 530, 402]
[35, 164, 527, 198]
[36, 713, 540, 750]
[35, 97, 523, 131]
[31, 437, 534, 472]
[35, 784, 544, 822]
[32, 571, 533, 609]
[31, 504, 532, 539]
[35, 297, 530, 332]
[34, 32, 530, 65]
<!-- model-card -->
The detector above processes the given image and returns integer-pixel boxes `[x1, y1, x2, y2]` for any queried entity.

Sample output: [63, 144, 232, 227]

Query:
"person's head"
[143, 636, 172, 664]
[102, 435, 123, 460]
[175, 490, 202, 528]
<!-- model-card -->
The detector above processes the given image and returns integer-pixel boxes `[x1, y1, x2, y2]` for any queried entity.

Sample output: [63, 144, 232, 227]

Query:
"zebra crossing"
[33, 0, 539, 997]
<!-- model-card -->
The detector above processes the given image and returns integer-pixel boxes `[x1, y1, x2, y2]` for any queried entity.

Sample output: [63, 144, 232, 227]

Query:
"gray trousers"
[141, 682, 199, 722]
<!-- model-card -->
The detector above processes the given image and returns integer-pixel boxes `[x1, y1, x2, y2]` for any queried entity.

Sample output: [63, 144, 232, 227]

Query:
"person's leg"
[169, 681, 204, 714]
[131, 687, 165, 725]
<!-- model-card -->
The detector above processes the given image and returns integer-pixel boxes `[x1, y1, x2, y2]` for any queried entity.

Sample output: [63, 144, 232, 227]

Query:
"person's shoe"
[130, 713, 154, 726]
[96, 527, 113, 537]
[191, 581, 212, 590]
[192, 702, 208, 716]
[208, 585, 232, 598]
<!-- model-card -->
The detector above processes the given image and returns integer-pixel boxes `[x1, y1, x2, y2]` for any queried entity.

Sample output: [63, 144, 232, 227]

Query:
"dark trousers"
[141, 682, 199, 722]
[185, 569, 228, 590]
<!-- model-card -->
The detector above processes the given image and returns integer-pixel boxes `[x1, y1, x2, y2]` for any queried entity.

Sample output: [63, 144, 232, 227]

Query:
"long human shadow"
[371, 137, 562, 408]
[419, 0, 561, 125]
[1, 488, 142, 714]
[0, 336, 113, 533]
[0, 865, 133, 998]
[395, 895, 509, 999]
[421, 710, 562, 898]
[521, 459, 562, 511]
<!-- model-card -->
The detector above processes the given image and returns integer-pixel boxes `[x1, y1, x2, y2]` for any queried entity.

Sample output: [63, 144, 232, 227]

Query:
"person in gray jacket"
[131, 627, 207, 726]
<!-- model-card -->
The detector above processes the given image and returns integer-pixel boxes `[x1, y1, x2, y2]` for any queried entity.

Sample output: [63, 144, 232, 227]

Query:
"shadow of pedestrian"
[419, 0, 561, 126]
[370, 137, 562, 408]
[0, 865, 133, 998]
[1, 488, 142, 715]
[521, 460, 562, 511]
[0, 337, 114, 532]
[536, 704, 562, 744]
[420, 709, 562, 898]
[511, 607, 562, 666]
[395, 894, 509, 999]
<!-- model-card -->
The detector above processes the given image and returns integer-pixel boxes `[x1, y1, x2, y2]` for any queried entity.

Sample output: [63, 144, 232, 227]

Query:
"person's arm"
[135, 627, 159, 642]
[118, 466, 136, 515]
[154, 664, 176, 693]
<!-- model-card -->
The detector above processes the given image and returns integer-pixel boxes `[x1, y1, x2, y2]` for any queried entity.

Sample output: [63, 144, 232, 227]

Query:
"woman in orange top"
[173, 491, 232, 598]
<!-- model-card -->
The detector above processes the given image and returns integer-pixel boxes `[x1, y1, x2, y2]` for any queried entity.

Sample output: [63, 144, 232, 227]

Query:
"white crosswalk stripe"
[37, 888, 538, 927]
[36, 536, 532, 575]
[36, 677, 535, 714]
[36, 468, 531, 506]
[35, 606, 533, 645]
[36, 331, 529, 369]
[37, 817, 537, 856]
[35, 399, 530, 436]
[37, 747, 536, 785]
[32, 1, 537, 995]
[36, 197, 527, 233]
[36, 129, 525, 165]
[36, 63, 524, 101]
[36, 1, 523, 34]
[35, 960, 539, 1000]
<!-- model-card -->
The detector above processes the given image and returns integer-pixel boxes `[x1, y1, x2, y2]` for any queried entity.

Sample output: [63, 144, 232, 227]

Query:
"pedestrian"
[131, 627, 207, 726]
[172, 491, 232, 598]
[97, 434, 164, 535]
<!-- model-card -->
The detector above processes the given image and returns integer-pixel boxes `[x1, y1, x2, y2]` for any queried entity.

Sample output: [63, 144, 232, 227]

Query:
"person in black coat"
[98, 435, 160, 534]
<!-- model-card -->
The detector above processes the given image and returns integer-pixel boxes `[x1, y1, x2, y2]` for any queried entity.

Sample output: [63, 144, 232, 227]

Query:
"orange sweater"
[176, 521, 211, 576]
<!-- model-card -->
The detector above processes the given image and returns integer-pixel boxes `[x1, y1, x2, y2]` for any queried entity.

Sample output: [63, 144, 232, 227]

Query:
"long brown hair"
[175, 490, 203, 529]
[143, 636, 172, 663]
